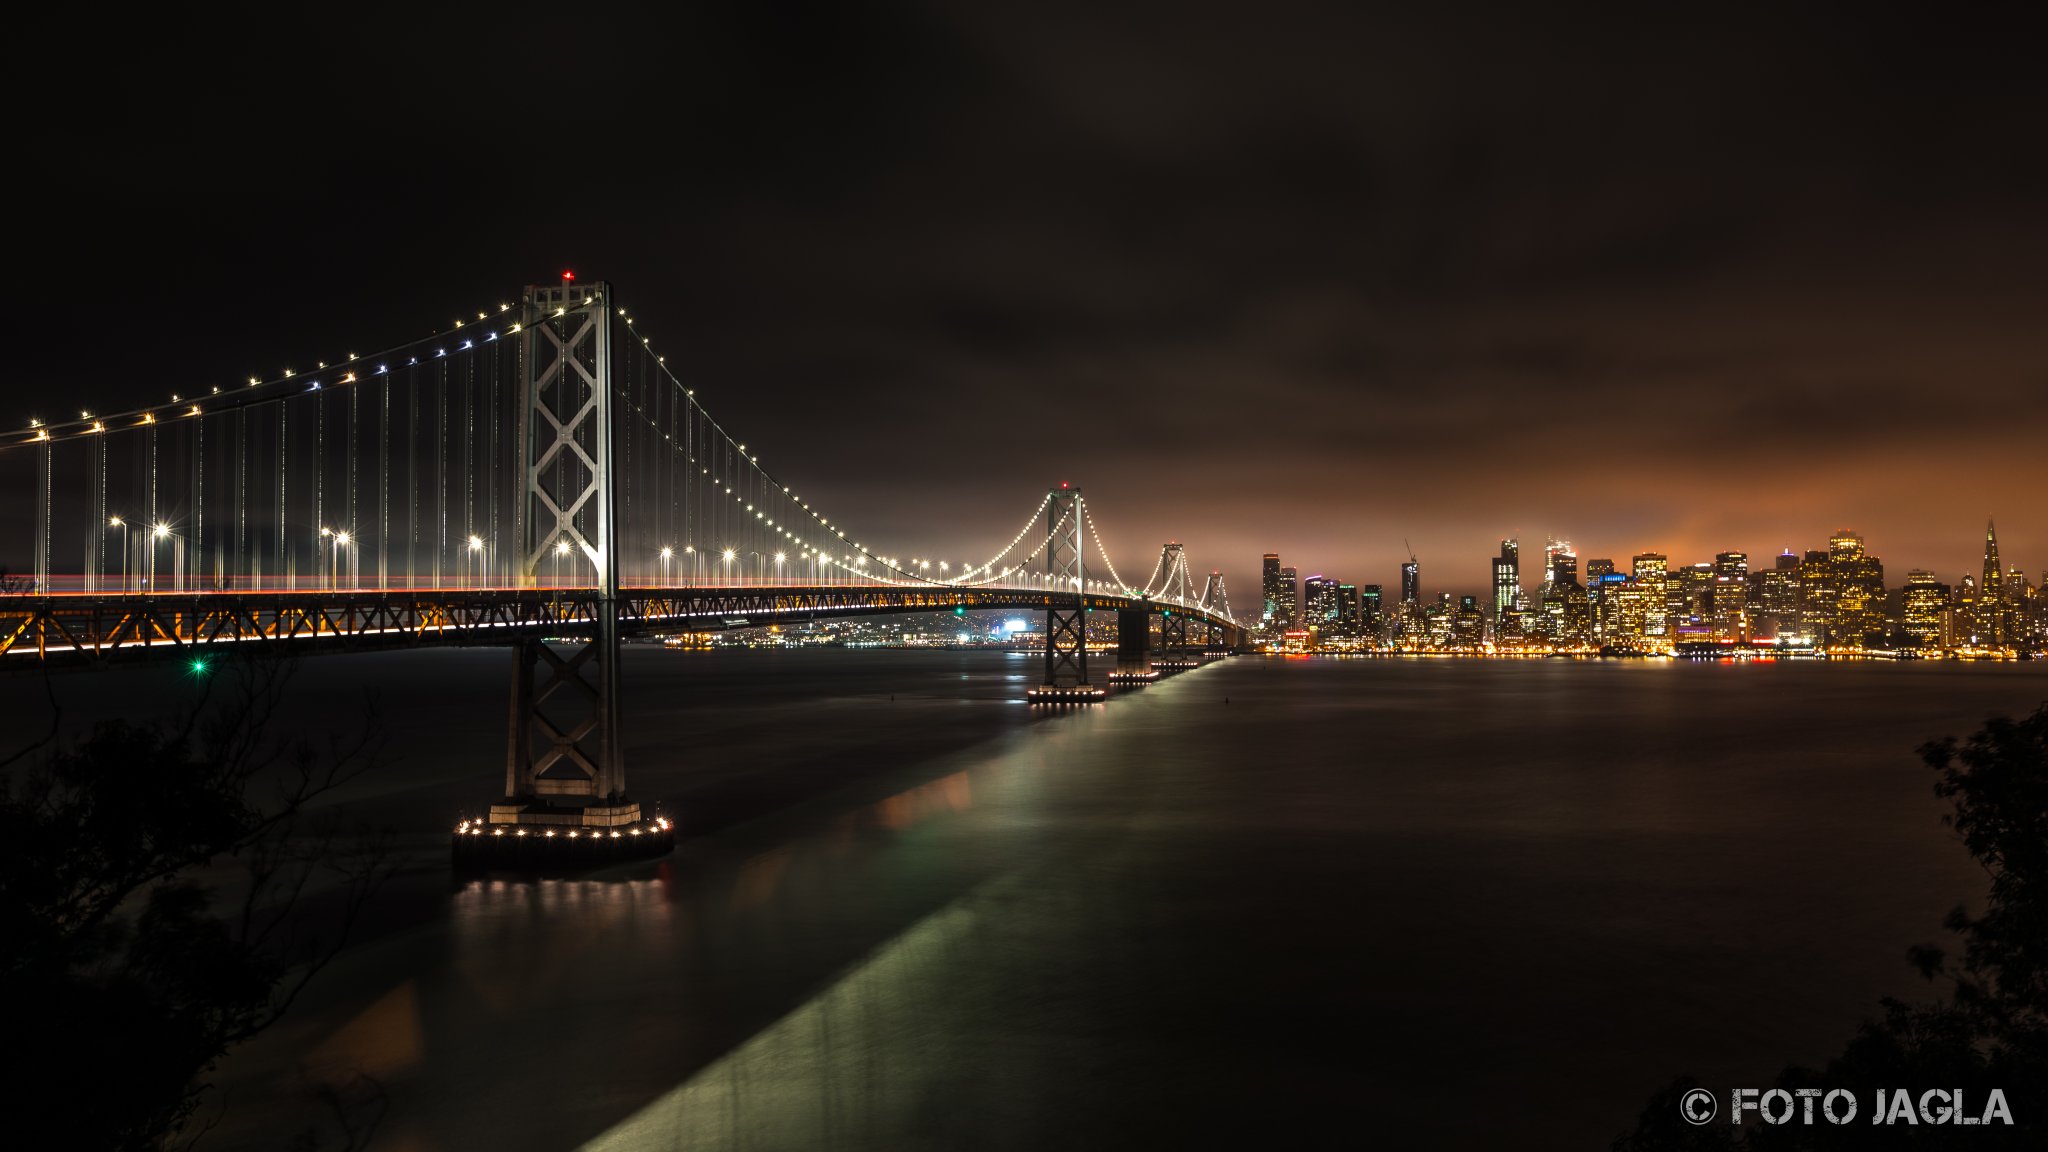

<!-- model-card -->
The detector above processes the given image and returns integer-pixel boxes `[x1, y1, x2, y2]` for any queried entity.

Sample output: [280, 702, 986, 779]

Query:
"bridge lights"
[107, 517, 130, 593]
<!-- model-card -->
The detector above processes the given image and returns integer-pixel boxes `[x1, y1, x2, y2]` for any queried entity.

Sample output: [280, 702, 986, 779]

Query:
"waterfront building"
[1493, 539, 1520, 624]
[1452, 595, 1485, 648]
[1712, 551, 1749, 642]
[1303, 575, 1339, 635]
[1631, 553, 1669, 639]
[1260, 553, 1283, 638]
[1750, 551, 1802, 641]
[1901, 569, 1950, 650]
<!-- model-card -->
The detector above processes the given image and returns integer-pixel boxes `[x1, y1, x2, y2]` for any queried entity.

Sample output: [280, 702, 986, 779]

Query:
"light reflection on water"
[196, 653, 2045, 1151]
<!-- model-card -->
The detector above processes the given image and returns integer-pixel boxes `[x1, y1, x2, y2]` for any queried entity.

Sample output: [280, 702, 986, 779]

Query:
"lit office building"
[1277, 565, 1300, 633]
[1612, 579, 1655, 643]
[1750, 551, 1802, 641]
[1359, 584, 1385, 640]
[1631, 553, 1669, 639]
[1712, 551, 1749, 642]
[1303, 575, 1339, 635]
[1260, 553, 1283, 638]
[1452, 595, 1485, 648]
[1826, 531, 1886, 648]
[1493, 539, 1519, 623]
[1545, 538, 1578, 588]
[1583, 559, 1622, 639]
[1901, 569, 1950, 650]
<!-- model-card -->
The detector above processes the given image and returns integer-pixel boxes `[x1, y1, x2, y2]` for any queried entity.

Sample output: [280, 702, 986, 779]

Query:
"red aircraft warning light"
[562, 270, 575, 282]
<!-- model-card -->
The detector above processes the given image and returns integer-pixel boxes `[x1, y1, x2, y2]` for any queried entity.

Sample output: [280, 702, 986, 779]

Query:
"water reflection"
[579, 897, 988, 1152]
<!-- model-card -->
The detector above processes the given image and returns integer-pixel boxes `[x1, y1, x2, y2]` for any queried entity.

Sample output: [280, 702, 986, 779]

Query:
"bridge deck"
[0, 585, 1231, 664]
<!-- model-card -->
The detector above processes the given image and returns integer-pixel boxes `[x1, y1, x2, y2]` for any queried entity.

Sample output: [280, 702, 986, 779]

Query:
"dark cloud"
[6, 2, 2044, 601]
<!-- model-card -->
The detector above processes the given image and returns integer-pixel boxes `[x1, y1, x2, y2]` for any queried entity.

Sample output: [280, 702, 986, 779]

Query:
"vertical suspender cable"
[380, 369, 390, 590]
[276, 406, 287, 589]
[436, 358, 446, 588]
[193, 414, 203, 590]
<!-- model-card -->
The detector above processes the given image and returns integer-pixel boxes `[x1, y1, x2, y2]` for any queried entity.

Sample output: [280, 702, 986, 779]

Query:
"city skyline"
[1253, 516, 2041, 654]
[1241, 517, 2039, 627]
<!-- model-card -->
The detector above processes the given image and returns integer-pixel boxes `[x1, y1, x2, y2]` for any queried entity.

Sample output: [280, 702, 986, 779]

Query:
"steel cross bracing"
[503, 281, 627, 815]
[1036, 484, 1092, 693]
[1155, 542, 1195, 664]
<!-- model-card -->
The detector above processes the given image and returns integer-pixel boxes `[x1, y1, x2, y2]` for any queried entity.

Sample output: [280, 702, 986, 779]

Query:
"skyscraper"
[1359, 584, 1384, 639]
[1712, 551, 1749, 642]
[1631, 553, 1669, 640]
[1545, 538, 1577, 588]
[1751, 551, 1802, 640]
[1827, 531, 1885, 648]
[1901, 570, 1950, 650]
[1492, 539, 1519, 623]
[1278, 565, 1300, 632]
[1260, 553, 1282, 637]
[1977, 519, 2005, 646]
[1303, 575, 1339, 633]
[1400, 560, 1420, 606]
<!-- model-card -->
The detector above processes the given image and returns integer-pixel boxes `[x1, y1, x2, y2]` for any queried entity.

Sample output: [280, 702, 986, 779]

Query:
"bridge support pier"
[1155, 608, 1198, 671]
[1109, 607, 1157, 682]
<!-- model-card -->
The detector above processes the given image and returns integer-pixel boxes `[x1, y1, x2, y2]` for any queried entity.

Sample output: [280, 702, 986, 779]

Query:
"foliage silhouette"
[0, 658, 389, 1150]
[1616, 704, 2047, 1148]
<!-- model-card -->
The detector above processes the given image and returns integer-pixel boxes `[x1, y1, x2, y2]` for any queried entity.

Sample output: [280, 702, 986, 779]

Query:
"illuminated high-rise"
[1400, 560, 1420, 606]
[1975, 520, 2005, 646]
[1303, 575, 1339, 634]
[1631, 553, 1669, 640]
[1827, 531, 1885, 648]
[1712, 551, 1749, 642]
[1260, 553, 1283, 637]
[1751, 551, 1802, 640]
[1278, 565, 1300, 632]
[1612, 579, 1655, 643]
[1359, 584, 1384, 639]
[1673, 563, 1715, 641]
[1492, 539, 1519, 624]
[1901, 570, 1949, 650]
[1583, 559, 1621, 639]
[1545, 538, 1578, 588]
[1799, 549, 1834, 639]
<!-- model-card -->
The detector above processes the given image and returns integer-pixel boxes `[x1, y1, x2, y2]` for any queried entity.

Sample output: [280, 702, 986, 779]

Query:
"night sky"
[11, 4, 2045, 603]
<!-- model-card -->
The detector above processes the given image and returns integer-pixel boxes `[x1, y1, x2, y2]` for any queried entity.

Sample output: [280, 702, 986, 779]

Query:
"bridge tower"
[1154, 542, 1198, 669]
[1200, 571, 1236, 654]
[1027, 483, 1103, 702]
[471, 277, 671, 859]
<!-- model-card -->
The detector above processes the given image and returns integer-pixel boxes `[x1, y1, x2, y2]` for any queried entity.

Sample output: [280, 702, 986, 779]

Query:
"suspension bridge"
[0, 277, 1237, 860]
